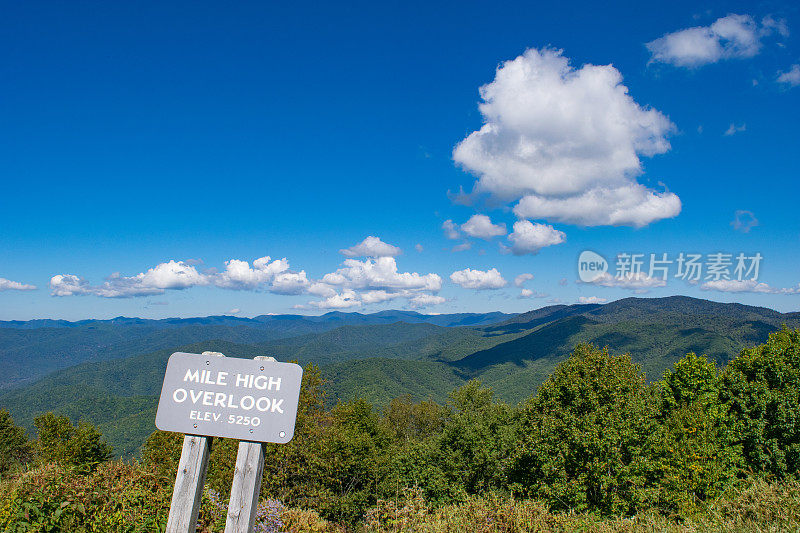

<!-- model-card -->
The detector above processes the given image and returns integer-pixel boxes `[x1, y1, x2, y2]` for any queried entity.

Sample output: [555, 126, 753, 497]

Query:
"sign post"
[157, 351, 303, 533]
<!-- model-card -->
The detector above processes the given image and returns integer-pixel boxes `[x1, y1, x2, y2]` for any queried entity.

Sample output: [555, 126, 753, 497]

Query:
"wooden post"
[165, 351, 224, 533]
[224, 356, 274, 533]
[165, 435, 213, 533]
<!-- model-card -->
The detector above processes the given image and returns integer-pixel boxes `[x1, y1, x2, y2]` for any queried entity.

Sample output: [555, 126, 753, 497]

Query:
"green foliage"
[510, 343, 658, 514]
[0, 409, 30, 477]
[0, 461, 222, 532]
[1, 322, 800, 529]
[721, 326, 800, 478]
[3, 296, 799, 460]
[34, 413, 113, 473]
[645, 352, 742, 511]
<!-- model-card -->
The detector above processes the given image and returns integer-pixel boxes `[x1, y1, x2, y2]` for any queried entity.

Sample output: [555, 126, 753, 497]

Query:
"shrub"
[720, 326, 800, 477]
[33, 413, 113, 473]
[0, 409, 30, 477]
[509, 343, 658, 515]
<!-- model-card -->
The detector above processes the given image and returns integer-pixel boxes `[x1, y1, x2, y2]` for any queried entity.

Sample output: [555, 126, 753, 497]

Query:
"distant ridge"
[2, 296, 799, 457]
[0, 310, 513, 388]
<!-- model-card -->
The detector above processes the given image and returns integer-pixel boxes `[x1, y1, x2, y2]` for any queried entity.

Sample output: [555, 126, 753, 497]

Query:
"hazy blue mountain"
[1, 296, 797, 457]
[0, 311, 512, 389]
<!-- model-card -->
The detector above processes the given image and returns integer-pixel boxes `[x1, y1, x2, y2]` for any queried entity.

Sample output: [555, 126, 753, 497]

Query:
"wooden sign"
[156, 352, 303, 443]
[160, 352, 302, 533]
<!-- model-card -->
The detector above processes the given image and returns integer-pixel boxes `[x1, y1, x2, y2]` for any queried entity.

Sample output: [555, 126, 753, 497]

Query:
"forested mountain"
[1, 296, 797, 457]
[0, 311, 511, 388]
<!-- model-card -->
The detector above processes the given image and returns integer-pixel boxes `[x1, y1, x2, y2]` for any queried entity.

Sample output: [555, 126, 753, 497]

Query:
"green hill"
[1, 296, 797, 457]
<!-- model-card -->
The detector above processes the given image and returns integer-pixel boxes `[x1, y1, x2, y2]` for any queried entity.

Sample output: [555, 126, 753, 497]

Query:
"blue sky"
[1, 0, 799, 320]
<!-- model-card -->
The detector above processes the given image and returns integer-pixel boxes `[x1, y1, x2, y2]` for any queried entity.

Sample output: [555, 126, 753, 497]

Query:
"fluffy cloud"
[514, 273, 534, 287]
[450, 268, 507, 289]
[270, 271, 311, 295]
[452, 242, 472, 252]
[579, 296, 607, 304]
[303, 257, 444, 310]
[731, 210, 758, 233]
[588, 272, 667, 292]
[50, 274, 93, 296]
[506, 221, 566, 255]
[453, 47, 679, 228]
[460, 215, 507, 239]
[307, 289, 362, 309]
[0, 277, 36, 291]
[778, 64, 800, 87]
[50, 257, 307, 298]
[340, 236, 401, 258]
[646, 14, 784, 67]
[51, 261, 209, 298]
[321, 257, 441, 292]
[442, 220, 461, 240]
[513, 184, 680, 227]
[214, 257, 291, 290]
[701, 279, 799, 294]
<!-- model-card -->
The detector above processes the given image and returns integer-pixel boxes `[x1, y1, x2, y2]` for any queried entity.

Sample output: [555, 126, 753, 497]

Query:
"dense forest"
[3, 296, 799, 459]
[1, 326, 799, 531]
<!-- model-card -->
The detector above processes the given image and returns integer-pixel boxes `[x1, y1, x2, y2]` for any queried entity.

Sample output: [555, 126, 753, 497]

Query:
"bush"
[720, 326, 800, 478]
[33, 413, 113, 473]
[0, 409, 30, 477]
[509, 343, 658, 514]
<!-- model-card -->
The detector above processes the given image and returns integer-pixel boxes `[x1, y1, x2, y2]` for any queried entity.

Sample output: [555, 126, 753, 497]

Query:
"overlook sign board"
[156, 352, 303, 444]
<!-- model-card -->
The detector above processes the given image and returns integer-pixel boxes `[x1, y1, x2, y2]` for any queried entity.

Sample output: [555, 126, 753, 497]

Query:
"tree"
[509, 343, 657, 515]
[34, 413, 113, 472]
[0, 409, 30, 476]
[645, 353, 742, 510]
[720, 326, 800, 477]
[433, 381, 516, 498]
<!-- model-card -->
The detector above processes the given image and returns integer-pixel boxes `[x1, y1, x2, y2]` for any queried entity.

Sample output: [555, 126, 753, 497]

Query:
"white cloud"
[724, 123, 746, 136]
[513, 184, 680, 227]
[307, 289, 363, 309]
[588, 271, 667, 292]
[647, 14, 784, 67]
[303, 257, 443, 309]
[50, 274, 92, 296]
[270, 271, 310, 295]
[51, 261, 210, 298]
[519, 288, 547, 299]
[415, 243, 424, 252]
[701, 279, 799, 294]
[579, 296, 607, 304]
[731, 210, 758, 233]
[340, 236, 401, 258]
[321, 257, 441, 292]
[514, 273, 534, 287]
[50, 257, 308, 298]
[778, 64, 800, 86]
[460, 214, 507, 239]
[506, 220, 566, 255]
[442, 220, 461, 240]
[452, 242, 472, 252]
[453, 47, 679, 228]
[0, 277, 37, 291]
[228, 308, 241, 315]
[214, 257, 290, 290]
[409, 294, 446, 307]
[450, 268, 507, 289]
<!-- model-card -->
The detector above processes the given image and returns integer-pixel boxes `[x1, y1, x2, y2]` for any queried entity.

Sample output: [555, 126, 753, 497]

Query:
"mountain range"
[1, 296, 797, 457]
